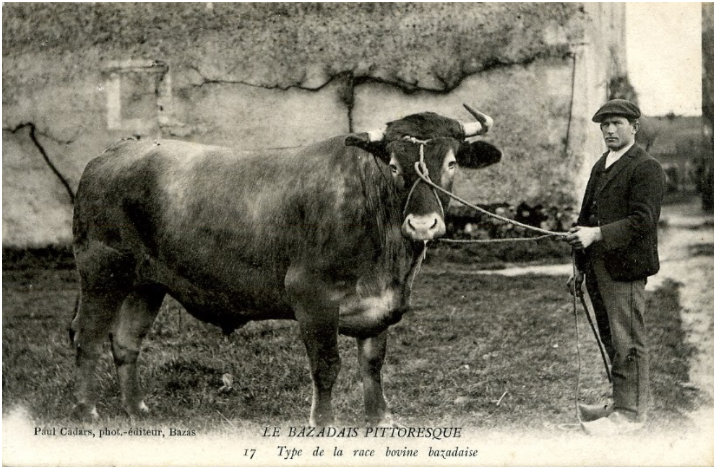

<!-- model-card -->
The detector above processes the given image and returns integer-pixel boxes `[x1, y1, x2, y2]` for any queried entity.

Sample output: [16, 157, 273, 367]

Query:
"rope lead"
[408, 157, 568, 244]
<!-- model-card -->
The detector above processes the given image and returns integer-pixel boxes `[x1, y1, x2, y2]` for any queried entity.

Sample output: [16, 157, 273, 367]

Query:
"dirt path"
[652, 199, 714, 433]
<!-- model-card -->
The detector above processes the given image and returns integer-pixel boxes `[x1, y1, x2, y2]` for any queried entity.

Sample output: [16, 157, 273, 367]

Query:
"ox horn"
[461, 104, 494, 137]
[366, 128, 386, 142]
[365, 128, 386, 142]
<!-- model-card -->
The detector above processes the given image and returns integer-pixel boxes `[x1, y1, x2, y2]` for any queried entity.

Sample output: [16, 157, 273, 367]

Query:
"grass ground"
[1, 259, 700, 435]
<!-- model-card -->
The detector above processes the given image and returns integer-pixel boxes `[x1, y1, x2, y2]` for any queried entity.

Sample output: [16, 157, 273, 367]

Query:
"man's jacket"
[576, 143, 666, 281]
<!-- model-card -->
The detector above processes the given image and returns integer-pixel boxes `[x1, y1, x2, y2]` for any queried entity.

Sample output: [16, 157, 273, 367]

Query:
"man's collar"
[604, 140, 636, 168]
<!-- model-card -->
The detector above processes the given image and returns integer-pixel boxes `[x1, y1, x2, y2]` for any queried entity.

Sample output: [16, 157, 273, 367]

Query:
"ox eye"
[389, 164, 400, 175]
[447, 160, 458, 170]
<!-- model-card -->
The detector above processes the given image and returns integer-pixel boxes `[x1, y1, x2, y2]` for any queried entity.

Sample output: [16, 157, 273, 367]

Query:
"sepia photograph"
[2, 2, 713, 467]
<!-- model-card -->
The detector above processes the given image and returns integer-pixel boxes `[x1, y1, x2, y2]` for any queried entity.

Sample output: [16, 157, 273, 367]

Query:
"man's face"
[600, 115, 637, 151]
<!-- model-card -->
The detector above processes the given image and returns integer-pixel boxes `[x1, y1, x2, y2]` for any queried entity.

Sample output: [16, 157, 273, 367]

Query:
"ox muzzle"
[403, 212, 446, 241]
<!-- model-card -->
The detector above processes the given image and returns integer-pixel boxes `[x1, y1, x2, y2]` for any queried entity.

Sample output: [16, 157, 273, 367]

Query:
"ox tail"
[68, 293, 80, 348]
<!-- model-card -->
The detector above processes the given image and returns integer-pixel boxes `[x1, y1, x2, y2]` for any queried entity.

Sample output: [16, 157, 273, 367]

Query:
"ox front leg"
[286, 267, 342, 427]
[357, 331, 399, 427]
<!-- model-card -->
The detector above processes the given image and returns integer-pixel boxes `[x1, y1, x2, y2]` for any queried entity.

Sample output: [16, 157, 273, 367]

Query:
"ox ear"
[457, 140, 502, 169]
[345, 134, 390, 163]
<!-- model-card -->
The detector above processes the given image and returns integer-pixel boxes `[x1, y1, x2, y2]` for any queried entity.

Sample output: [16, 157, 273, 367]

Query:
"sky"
[626, 2, 703, 117]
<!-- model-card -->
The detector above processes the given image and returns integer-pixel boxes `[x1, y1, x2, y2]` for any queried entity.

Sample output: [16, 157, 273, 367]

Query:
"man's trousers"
[585, 257, 649, 421]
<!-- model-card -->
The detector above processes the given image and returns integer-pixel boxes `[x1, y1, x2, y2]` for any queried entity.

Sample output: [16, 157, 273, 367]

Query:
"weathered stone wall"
[2, 2, 623, 246]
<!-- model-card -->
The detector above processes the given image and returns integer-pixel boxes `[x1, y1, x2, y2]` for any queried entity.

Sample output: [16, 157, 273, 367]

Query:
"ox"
[70, 105, 501, 426]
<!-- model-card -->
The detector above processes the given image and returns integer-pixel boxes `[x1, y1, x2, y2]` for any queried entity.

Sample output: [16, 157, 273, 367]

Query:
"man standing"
[566, 99, 666, 435]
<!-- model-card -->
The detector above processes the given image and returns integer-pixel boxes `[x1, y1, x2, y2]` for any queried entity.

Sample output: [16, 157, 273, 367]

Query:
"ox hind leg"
[285, 266, 342, 427]
[110, 284, 165, 417]
[70, 244, 154, 419]
[71, 284, 128, 420]
[357, 332, 400, 427]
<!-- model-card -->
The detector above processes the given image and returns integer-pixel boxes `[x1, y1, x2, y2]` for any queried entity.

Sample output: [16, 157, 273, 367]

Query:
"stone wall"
[2, 2, 624, 246]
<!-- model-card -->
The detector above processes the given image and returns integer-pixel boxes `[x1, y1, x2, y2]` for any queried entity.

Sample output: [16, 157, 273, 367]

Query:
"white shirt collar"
[605, 141, 634, 169]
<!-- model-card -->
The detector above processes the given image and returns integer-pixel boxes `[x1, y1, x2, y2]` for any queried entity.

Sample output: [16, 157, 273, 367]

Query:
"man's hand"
[565, 226, 602, 250]
[566, 272, 585, 296]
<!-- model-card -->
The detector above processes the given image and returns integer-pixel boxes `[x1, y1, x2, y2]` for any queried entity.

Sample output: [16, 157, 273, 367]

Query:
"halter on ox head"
[345, 104, 502, 242]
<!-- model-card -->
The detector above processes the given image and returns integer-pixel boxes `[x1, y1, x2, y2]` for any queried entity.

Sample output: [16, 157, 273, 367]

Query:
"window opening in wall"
[104, 60, 170, 132]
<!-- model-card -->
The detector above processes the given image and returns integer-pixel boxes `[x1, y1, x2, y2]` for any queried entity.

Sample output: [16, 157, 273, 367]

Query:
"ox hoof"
[309, 416, 336, 428]
[72, 403, 99, 421]
[370, 415, 404, 428]
[123, 401, 150, 419]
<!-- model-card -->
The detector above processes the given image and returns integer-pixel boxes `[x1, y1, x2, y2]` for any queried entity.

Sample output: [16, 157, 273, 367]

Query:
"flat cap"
[592, 99, 641, 123]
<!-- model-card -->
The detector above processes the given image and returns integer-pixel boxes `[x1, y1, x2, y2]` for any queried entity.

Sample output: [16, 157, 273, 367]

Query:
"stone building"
[2, 3, 626, 246]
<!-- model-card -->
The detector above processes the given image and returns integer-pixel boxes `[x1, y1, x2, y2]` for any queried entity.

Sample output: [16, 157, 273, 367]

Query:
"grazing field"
[2, 259, 700, 435]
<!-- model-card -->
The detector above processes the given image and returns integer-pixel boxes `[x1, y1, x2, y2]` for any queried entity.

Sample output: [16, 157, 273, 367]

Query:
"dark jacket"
[576, 143, 666, 281]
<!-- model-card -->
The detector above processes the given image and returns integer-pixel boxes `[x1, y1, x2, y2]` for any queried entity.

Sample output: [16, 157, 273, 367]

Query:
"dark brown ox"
[70, 105, 501, 426]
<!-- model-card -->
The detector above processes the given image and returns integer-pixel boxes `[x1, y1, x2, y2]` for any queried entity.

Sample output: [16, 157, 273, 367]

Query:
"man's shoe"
[578, 402, 614, 422]
[581, 411, 645, 436]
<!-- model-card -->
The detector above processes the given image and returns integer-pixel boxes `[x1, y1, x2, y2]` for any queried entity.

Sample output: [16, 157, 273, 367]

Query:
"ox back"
[73, 138, 412, 334]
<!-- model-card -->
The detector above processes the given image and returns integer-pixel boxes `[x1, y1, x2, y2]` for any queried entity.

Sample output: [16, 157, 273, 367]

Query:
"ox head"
[345, 104, 502, 241]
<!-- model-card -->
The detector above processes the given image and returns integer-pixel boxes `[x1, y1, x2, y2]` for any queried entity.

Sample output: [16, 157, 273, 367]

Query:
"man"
[565, 99, 666, 435]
